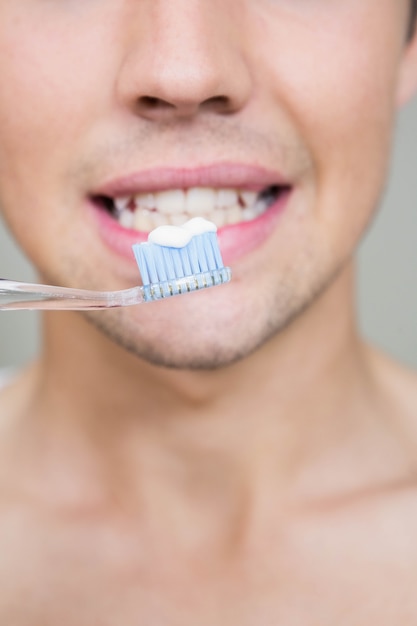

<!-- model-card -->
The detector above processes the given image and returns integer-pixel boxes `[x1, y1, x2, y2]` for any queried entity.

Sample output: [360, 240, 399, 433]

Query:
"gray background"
[0, 101, 416, 371]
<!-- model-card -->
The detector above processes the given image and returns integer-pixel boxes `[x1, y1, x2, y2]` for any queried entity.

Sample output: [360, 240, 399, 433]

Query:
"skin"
[0, 0, 417, 624]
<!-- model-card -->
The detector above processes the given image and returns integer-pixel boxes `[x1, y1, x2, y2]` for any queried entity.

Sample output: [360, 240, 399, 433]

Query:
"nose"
[117, 1, 252, 121]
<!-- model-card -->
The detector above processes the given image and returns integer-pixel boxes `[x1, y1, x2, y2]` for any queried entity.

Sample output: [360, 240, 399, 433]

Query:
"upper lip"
[91, 162, 292, 198]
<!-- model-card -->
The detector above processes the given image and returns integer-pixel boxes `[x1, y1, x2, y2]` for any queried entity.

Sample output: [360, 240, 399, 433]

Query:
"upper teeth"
[113, 187, 271, 232]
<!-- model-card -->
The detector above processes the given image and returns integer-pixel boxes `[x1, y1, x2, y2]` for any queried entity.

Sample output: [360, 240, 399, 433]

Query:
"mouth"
[88, 164, 294, 265]
[91, 184, 289, 232]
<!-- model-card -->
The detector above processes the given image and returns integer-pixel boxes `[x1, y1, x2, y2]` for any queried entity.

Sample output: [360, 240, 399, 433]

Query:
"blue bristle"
[133, 245, 151, 285]
[132, 227, 230, 302]
[142, 244, 160, 284]
[179, 246, 193, 276]
[186, 238, 202, 275]
[160, 249, 172, 279]
[161, 247, 181, 295]
[132, 246, 148, 285]
[188, 237, 207, 288]
[208, 232, 225, 284]
[193, 235, 209, 272]
[208, 232, 224, 269]
[160, 247, 175, 280]
[203, 234, 217, 270]
[170, 247, 187, 279]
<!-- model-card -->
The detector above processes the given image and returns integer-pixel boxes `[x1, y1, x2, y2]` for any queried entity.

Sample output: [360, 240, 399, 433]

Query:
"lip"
[88, 163, 293, 266]
[91, 162, 291, 197]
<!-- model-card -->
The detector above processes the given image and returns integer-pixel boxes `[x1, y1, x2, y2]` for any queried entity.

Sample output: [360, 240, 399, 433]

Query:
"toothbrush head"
[132, 218, 231, 302]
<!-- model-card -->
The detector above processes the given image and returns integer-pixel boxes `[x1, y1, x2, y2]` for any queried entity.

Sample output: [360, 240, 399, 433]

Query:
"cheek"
[254, 9, 403, 157]
[0, 9, 117, 262]
[0, 45, 72, 264]
[247, 4, 405, 249]
[0, 6, 121, 193]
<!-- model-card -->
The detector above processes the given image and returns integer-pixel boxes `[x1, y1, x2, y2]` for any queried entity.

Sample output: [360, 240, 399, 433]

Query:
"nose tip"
[117, 4, 252, 123]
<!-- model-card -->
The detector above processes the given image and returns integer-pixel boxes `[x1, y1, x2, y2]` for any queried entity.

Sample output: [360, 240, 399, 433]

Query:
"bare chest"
[0, 512, 416, 626]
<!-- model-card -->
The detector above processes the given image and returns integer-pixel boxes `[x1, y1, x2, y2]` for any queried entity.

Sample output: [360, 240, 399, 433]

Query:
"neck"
[3, 263, 379, 539]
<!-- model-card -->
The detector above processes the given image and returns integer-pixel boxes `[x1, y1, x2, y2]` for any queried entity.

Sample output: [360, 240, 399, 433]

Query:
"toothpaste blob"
[148, 224, 192, 248]
[148, 218, 217, 247]
[182, 217, 217, 235]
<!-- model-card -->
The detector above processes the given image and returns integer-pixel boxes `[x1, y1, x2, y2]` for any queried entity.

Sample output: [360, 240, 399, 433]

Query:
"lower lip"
[88, 189, 292, 267]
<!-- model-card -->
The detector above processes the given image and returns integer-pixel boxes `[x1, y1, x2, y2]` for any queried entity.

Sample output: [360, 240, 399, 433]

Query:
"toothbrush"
[0, 219, 231, 311]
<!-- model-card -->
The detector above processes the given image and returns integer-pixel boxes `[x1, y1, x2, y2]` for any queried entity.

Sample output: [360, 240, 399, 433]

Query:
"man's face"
[0, 1, 413, 368]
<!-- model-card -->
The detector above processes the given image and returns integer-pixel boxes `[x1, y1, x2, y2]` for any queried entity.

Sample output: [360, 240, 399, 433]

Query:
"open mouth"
[91, 185, 290, 232]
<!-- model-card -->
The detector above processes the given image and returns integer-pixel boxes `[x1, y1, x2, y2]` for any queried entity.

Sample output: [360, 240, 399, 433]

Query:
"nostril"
[138, 96, 175, 111]
[201, 95, 231, 112]
[137, 94, 232, 118]
[140, 96, 159, 109]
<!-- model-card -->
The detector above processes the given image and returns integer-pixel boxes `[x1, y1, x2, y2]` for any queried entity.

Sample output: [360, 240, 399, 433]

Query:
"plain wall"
[0, 100, 416, 370]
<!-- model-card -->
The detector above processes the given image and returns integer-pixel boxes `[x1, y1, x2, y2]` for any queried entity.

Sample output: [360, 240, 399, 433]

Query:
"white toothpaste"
[182, 217, 217, 235]
[148, 225, 192, 248]
[148, 219, 217, 248]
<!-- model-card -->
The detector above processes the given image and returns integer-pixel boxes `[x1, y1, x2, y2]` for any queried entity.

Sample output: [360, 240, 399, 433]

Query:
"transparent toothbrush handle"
[0, 280, 145, 311]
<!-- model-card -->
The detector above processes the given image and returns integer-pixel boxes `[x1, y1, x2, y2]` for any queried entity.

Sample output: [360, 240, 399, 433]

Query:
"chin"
[81, 287, 269, 370]
[84, 315, 254, 370]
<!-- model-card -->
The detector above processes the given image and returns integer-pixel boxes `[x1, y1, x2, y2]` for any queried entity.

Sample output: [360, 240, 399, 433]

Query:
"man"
[0, 1, 416, 624]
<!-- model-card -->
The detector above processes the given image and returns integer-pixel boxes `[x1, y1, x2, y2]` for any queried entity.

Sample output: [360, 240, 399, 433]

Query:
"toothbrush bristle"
[132, 231, 231, 302]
